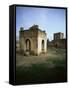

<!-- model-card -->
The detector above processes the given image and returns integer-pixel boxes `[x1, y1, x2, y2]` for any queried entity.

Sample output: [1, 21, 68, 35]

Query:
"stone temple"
[19, 25, 47, 55]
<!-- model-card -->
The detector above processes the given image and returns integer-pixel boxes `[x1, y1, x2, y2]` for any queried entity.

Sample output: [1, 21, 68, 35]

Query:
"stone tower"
[19, 25, 47, 55]
[54, 32, 64, 40]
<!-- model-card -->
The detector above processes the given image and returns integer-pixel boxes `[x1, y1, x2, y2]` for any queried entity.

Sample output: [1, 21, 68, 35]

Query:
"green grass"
[16, 48, 67, 85]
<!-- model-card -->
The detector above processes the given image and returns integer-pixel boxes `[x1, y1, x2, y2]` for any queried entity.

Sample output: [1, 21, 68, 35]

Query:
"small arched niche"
[26, 39, 31, 51]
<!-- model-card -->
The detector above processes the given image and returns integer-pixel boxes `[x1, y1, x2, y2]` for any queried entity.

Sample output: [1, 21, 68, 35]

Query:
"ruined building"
[48, 32, 66, 48]
[54, 32, 64, 40]
[19, 25, 47, 55]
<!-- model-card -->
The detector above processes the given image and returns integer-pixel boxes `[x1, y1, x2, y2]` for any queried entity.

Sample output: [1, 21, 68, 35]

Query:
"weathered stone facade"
[54, 32, 64, 40]
[48, 32, 66, 48]
[19, 25, 47, 55]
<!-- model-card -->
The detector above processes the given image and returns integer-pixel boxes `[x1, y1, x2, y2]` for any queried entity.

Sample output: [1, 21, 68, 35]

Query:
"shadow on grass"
[16, 62, 67, 85]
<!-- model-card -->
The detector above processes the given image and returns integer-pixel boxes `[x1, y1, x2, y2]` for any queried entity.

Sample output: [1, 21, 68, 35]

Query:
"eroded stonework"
[19, 25, 47, 55]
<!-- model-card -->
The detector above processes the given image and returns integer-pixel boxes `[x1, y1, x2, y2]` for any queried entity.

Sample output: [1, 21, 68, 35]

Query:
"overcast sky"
[16, 6, 66, 41]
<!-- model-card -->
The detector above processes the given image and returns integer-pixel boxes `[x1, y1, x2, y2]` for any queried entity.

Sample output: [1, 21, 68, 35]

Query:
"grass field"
[16, 48, 67, 85]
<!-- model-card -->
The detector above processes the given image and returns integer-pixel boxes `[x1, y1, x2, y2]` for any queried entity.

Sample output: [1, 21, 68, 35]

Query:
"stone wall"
[48, 39, 66, 49]
[37, 30, 47, 55]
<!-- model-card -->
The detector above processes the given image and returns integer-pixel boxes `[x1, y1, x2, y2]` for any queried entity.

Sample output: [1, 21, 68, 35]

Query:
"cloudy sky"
[16, 6, 66, 41]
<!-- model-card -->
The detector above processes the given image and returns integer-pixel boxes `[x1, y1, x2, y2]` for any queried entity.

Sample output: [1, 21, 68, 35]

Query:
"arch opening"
[26, 39, 31, 51]
[42, 40, 44, 51]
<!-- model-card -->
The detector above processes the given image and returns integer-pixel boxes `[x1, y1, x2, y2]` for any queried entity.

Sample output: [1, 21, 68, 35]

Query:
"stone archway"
[42, 40, 44, 51]
[26, 39, 31, 51]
